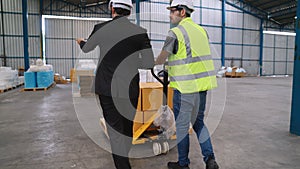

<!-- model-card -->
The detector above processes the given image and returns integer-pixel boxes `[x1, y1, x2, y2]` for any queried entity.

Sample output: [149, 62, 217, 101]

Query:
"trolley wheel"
[153, 142, 162, 155]
[161, 141, 170, 154]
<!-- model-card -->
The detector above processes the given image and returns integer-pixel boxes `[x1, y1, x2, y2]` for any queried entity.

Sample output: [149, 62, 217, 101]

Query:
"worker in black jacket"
[76, 0, 154, 168]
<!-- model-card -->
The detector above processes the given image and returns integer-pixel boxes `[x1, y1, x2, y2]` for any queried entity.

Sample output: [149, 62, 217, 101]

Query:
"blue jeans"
[173, 90, 215, 166]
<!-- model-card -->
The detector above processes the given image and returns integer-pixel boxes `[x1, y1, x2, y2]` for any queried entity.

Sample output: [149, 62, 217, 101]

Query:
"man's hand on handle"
[76, 38, 85, 45]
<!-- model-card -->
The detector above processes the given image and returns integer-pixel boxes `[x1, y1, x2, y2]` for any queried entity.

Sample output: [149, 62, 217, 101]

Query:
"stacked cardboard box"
[133, 82, 174, 132]
[78, 76, 95, 96]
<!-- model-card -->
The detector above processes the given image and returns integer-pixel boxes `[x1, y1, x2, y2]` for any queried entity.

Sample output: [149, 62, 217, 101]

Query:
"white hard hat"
[167, 0, 194, 12]
[108, 0, 133, 11]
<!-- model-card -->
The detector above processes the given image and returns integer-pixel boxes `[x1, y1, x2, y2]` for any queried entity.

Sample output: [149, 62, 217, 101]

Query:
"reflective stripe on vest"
[168, 18, 217, 93]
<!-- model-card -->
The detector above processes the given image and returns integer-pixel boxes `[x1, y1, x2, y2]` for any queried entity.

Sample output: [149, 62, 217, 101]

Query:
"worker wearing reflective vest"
[155, 0, 219, 169]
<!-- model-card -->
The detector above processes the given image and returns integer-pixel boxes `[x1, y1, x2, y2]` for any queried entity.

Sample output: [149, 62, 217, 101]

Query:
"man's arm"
[155, 50, 170, 65]
[76, 24, 101, 53]
[155, 30, 177, 65]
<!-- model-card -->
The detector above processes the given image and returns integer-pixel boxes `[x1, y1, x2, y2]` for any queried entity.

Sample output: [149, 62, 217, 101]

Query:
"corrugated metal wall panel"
[243, 61, 259, 75]
[263, 33, 294, 75]
[226, 29, 243, 43]
[206, 27, 222, 43]
[213, 60, 222, 70]
[264, 34, 274, 47]
[226, 11, 243, 28]
[47, 59, 73, 77]
[46, 19, 73, 38]
[28, 15, 40, 35]
[0, 36, 3, 55]
[5, 37, 24, 57]
[263, 48, 274, 61]
[192, 8, 201, 24]
[73, 20, 99, 38]
[243, 30, 260, 45]
[202, 9, 222, 26]
[210, 44, 222, 59]
[3, 14, 23, 35]
[150, 41, 165, 57]
[0, 5, 3, 59]
[288, 36, 295, 47]
[287, 49, 294, 61]
[28, 0, 40, 13]
[287, 63, 294, 74]
[150, 22, 169, 40]
[275, 49, 287, 61]
[202, 0, 222, 9]
[226, 3, 240, 12]
[274, 62, 286, 74]
[46, 39, 73, 59]
[275, 35, 287, 48]
[243, 14, 260, 30]
[262, 62, 272, 75]
[28, 37, 40, 57]
[242, 46, 259, 60]
[226, 45, 242, 58]
[3, 0, 22, 12]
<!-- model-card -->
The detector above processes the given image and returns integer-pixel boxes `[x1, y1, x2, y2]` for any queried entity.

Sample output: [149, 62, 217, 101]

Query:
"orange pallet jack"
[100, 67, 191, 155]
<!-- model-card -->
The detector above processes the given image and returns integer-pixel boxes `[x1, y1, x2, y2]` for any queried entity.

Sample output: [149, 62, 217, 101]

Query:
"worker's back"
[82, 16, 154, 99]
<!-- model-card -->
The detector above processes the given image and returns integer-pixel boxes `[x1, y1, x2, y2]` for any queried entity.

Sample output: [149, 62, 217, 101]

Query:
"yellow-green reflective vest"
[168, 17, 217, 93]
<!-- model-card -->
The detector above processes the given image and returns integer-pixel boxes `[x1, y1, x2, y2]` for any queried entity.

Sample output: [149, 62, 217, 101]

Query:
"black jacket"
[80, 16, 154, 99]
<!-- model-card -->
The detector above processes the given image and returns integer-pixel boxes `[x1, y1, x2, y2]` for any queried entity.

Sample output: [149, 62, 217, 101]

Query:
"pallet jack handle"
[151, 66, 169, 106]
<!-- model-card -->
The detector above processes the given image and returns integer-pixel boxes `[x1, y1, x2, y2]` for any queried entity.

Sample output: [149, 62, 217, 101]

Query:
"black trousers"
[99, 95, 138, 169]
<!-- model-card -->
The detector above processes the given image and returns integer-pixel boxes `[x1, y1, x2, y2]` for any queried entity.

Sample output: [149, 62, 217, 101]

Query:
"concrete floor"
[0, 77, 300, 169]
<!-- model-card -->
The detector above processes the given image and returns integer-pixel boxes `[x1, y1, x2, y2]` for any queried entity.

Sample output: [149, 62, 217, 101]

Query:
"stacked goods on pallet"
[225, 67, 246, 78]
[24, 59, 54, 89]
[216, 66, 247, 78]
[24, 72, 37, 88]
[54, 73, 69, 84]
[139, 68, 159, 83]
[74, 60, 96, 97]
[0, 67, 19, 90]
[78, 76, 94, 96]
[37, 71, 54, 88]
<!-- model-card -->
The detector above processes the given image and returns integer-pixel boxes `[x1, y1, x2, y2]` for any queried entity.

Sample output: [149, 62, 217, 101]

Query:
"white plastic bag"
[153, 105, 176, 139]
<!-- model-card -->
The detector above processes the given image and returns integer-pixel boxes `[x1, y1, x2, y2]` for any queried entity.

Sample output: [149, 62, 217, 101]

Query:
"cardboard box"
[137, 90, 142, 111]
[134, 111, 144, 123]
[139, 82, 173, 111]
[143, 110, 157, 123]
[142, 87, 163, 111]
[235, 72, 245, 77]
[70, 68, 77, 82]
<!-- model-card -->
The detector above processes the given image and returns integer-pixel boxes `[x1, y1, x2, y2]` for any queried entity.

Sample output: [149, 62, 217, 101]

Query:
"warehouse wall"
[139, 0, 262, 75]
[0, 0, 295, 77]
[263, 34, 295, 75]
[0, 0, 40, 70]
[44, 18, 105, 77]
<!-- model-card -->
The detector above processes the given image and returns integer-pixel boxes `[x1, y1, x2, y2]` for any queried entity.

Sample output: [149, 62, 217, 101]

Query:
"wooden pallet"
[22, 82, 56, 92]
[0, 83, 24, 93]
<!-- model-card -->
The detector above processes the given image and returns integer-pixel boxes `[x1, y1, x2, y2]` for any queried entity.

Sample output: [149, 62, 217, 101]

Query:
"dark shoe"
[206, 157, 219, 169]
[167, 161, 190, 169]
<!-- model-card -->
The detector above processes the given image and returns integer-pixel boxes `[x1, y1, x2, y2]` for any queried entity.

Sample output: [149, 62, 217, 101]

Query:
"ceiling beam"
[268, 6, 297, 18]
[263, 1, 296, 12]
